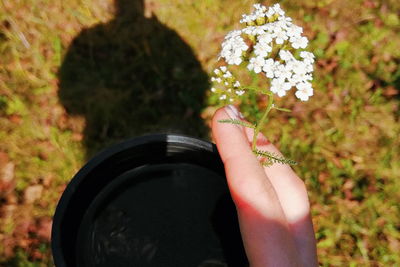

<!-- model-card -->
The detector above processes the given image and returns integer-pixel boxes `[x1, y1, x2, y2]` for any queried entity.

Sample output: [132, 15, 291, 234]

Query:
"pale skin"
[212, 105, 318, 267]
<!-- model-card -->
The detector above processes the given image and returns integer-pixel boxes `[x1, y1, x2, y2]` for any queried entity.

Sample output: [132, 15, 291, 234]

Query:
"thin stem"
[241, 85, 264, 93]
[252, 92, 274, 151]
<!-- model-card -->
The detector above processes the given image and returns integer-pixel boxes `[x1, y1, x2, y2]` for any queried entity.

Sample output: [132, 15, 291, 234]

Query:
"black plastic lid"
[51, 134, 247, 267]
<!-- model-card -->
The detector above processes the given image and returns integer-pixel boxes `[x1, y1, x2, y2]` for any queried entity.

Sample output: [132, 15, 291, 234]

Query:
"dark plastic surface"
[51, 134, 248, 267]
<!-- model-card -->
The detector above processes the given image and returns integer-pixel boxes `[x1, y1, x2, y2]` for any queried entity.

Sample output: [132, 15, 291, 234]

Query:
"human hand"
[212, 105, 318, 267]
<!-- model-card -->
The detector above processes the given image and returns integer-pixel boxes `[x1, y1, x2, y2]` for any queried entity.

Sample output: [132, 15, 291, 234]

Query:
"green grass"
[0, 0, 399, 265]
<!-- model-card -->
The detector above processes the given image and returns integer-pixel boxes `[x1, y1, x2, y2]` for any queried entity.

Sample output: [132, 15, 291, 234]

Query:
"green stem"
[252, 92, 274, 151]
[241, 85, 264, 93]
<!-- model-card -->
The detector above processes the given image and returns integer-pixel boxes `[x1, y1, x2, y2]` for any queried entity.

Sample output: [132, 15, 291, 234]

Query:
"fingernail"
[225, 105, 244, 120]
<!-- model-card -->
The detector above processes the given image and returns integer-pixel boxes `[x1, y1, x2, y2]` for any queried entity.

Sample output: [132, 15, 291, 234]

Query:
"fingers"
[243, 127, 310, 222]
[212, 106, 283, 218]
[243, 118, 318, 267]
[212, 106, 301, 266]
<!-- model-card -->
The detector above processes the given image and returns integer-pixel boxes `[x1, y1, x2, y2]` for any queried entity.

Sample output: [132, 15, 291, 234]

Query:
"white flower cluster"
[214, 3, 315, 101]
[219, 30, 249, 65]
[211, 66, 244, 102]
[239, 3, 308, 49]
[265, 49, 314, 101]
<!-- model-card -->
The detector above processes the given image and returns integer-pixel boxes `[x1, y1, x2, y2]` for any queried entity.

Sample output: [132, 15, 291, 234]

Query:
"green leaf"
[274, 107, 291, 112]
[253, 149, 297, 165]
[261, 160, 273, 167]
[218, 119, 256, 129]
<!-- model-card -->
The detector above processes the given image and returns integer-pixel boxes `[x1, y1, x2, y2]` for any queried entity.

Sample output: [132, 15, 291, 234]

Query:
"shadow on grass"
[58, 0, 209, 159]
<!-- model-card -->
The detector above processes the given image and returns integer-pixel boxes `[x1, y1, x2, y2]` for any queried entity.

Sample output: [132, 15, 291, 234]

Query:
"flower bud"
[246, 21, 255, 26]
[256, 16, 266, 25]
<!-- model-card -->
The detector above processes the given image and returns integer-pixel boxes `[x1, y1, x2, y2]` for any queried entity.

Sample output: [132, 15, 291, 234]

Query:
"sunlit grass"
[0, 0, 399, 265]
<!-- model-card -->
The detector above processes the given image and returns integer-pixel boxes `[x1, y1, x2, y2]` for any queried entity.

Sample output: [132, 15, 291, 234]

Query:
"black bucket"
[51, 134, 248, 267]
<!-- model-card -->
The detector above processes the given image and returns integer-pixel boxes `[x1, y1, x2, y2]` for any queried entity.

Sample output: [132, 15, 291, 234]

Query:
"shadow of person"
[58, 0, 209, 158]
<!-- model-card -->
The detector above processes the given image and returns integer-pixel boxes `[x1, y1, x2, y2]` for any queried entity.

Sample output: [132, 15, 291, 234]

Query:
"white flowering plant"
[211, 3, 315, 166]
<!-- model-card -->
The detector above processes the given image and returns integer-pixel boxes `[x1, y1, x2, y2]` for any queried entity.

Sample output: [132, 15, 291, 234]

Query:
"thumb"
[211, 105, 283, 217]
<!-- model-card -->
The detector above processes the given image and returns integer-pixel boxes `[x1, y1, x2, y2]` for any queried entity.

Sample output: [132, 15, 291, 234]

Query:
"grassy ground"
[0, 0, 399, 266]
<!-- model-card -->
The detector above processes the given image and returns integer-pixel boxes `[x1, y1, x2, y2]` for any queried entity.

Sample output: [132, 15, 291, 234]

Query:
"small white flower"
[219, 94, 227, 100]
[254, 42, 272, 57]
[291, 61, 308, 76]
[236, 90, 245, 96]
[234, 57, 243, 65]
[262, 58, 275, 78]
[277, 16, 293, 27]
[273, 61, 291, 80]
[300, 51, 315, 64]
[247, 56, 265, 73]
[242, 26, 254, 35]
[241, 4, 269, 25]
[286, 24, 303, 37]
[295, 82, 313, 101]
[234, 81, 241, 87]
[292, 72, 313, 84]
[240, 14, 251, 24]
[211, 87, 216, 92]
[223, 71, 232, 78]
[271, 4, 285, 16]
[258, 33, 273, 44]
[266, 8, 274, 17]
[290, 36, 308, 49]
[279, 50, 295, 62]
[225, 30, 242, 39]
[271, 78, 291, 97]
[254, 3, 266, 12]
[243, 26, 265, 36]
[211, 77, 222, 83]
[305, 63, 314, 73]
[274, 27, 288, 44]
